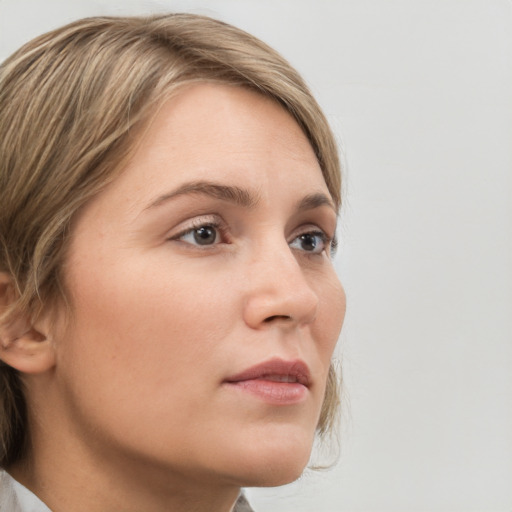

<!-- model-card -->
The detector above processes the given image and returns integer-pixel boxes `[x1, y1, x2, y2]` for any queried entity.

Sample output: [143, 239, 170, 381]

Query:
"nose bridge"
[243, 235, 319, 329]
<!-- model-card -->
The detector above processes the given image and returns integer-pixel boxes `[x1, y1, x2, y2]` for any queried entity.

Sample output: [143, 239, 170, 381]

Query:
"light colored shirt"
[0, 470, 51, 512]
[0, 470, 254, 512]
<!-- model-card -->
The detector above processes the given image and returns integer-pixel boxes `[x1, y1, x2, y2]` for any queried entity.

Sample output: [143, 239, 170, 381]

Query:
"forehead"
[83, 83, 330, 219]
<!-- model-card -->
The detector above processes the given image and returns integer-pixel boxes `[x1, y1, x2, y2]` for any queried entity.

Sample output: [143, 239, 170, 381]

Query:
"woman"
[0, 13, 346, 512]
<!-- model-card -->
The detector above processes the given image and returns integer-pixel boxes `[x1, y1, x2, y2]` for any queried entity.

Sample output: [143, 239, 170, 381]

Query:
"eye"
[177, 223, 222, 246]
[289, 231, 329, 254]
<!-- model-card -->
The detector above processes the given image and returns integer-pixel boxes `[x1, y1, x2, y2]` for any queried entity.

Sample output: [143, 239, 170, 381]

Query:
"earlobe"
[0, 273, 56, 374]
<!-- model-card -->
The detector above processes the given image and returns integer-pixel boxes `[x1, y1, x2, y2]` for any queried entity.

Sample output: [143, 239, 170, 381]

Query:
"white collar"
[0, 470, 52, 512]
[0, 470, 254, 512]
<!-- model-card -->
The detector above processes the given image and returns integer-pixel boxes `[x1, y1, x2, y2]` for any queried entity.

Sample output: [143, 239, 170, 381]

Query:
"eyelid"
[329, 235, 339, 256]
[289, 223, 333, 242]
[288, 224, 334, 256]
[167, 216, 337, 255]
[167, 214, 229, 243]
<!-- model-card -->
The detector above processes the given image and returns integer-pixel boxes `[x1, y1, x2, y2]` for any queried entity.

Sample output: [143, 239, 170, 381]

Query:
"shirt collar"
[0, 470, 254, 512]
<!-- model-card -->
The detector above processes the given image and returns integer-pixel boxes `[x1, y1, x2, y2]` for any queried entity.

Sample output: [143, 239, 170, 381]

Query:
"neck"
[10, 455, 242, 512]
[9, 416, 242, 512]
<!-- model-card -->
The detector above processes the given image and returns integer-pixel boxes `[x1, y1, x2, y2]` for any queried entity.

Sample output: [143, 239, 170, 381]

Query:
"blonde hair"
[0, 13, 342, 467]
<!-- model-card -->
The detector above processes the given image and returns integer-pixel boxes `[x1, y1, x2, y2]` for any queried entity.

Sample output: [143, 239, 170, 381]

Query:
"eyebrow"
[296, 192, 337, 214]
[145, 181, 259, 210]
[144, 180, 336, 214]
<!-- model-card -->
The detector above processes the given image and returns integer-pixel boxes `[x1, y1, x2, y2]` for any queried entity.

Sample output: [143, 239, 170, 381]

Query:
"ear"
[0, 272, 56, 374]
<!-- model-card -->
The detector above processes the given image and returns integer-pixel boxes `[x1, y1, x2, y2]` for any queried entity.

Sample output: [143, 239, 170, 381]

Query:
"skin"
[7, 83, 346, 512]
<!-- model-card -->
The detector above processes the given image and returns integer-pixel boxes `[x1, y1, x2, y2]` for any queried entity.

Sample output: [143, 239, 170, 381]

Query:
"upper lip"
[224, 358, 311, 387]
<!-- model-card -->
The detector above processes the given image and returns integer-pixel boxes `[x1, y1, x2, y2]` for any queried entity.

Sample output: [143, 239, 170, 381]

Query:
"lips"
[223, 358, 311, 405]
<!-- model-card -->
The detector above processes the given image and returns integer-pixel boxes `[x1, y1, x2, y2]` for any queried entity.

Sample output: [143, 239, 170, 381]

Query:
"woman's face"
[54, 83, 345, 486]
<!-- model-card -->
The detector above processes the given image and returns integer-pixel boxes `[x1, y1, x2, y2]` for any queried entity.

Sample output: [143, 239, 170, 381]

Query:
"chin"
[224, 425, 316, 487]
[236, 452, 311, 488]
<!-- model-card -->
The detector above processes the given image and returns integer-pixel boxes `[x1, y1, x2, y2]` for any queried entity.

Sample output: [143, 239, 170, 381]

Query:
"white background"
[1, 1, 511, 511]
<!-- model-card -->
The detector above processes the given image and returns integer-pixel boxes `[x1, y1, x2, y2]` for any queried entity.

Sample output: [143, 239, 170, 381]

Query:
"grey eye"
[178, 225, 220, 246]
[289, 232, 326, 254]
[193, 226, 218, 245]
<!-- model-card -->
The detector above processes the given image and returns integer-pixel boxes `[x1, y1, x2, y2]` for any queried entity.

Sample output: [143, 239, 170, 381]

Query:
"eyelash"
[170, 217, 335, 256]
[172, 218, 229, 247]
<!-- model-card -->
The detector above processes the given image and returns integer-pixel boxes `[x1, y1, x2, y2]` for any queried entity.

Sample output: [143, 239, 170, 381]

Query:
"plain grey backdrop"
[1, 1, 511, 511]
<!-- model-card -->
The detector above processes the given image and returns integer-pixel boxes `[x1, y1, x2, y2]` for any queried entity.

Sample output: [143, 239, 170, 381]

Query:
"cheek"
[57, 254, 241, 418]
[312, 269, 346, 359]
[54, 256, 242, 456]
[67, 262, 234, 361]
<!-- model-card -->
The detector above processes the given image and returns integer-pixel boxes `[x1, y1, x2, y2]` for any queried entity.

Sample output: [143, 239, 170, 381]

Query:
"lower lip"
[224, 379, 308, 405]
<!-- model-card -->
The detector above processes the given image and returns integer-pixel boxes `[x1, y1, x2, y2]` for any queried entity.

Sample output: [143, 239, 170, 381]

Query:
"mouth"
[223, 358, 311, 405]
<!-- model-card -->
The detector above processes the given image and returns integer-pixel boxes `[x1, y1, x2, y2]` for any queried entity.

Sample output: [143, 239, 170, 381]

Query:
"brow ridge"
[146, 180, 259, 210]
[296, 192, 337, 214]
[145, 180, 336, 214]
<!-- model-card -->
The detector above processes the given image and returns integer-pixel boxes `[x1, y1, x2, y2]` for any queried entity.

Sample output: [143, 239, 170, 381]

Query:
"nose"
[242, 241, 319, 330]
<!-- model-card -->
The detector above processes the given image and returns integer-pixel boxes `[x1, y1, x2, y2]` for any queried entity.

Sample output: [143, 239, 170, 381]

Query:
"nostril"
[263, 315, 291, 323]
